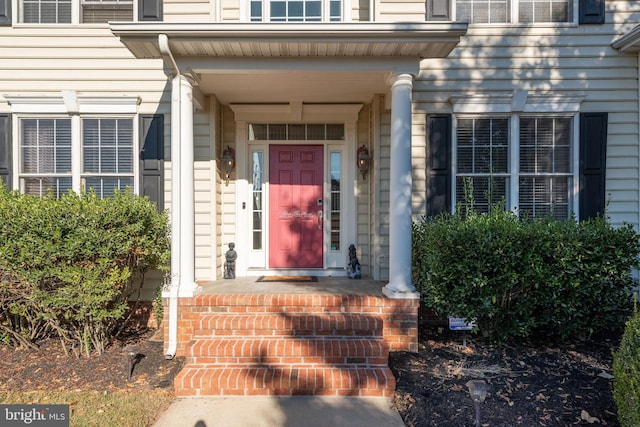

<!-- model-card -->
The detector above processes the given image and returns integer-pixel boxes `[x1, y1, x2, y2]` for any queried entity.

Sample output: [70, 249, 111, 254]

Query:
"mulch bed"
[0, 320, 623, 427]
[389, 323, 622, 426]
[0, 330, 184, 393]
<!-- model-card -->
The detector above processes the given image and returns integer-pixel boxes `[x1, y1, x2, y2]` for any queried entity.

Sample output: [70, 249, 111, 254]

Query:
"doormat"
[256, 276, 318, 283]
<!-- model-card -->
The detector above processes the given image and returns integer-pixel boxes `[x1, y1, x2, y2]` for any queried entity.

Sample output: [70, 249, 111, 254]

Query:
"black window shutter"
[140, 114, 164, 212]
[579, 0, 605, 24]
[426, 114, 452, 217]
[138, 0, 162, 21]
[0, 114, 11, 188]
[428, 0, 450, 21]
[0, 0, 11, 26]
[579, 112, 608, 221]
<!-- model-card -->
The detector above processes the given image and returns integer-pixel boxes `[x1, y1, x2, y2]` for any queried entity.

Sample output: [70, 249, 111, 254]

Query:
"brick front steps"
[166, 293, 418, 397]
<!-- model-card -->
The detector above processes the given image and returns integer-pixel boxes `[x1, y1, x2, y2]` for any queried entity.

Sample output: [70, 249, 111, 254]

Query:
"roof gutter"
[159, 33, 181, 360]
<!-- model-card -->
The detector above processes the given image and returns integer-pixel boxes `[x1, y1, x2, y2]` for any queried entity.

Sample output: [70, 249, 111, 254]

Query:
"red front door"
[269, 145, 324, 268]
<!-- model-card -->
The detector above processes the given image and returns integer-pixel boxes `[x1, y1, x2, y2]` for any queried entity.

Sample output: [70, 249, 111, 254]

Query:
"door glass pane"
[330, 152, 341, 251]
[252, 151, 264, 250]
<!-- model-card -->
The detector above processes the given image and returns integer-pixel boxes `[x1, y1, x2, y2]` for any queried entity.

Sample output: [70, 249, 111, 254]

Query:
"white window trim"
[241, 0, 351, 22]
[4, 92, 141, 195]
[11, 0, 139, 26]
[450, 91, 584, 217]
[452, 0, 579, 27]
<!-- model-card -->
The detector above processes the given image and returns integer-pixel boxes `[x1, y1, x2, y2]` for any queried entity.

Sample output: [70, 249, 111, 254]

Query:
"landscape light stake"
[466, 379, 489, 427]
[123, 345, 139, 381]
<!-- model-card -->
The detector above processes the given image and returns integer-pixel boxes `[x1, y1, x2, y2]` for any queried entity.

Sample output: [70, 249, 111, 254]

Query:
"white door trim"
[229, 103, 363, 277]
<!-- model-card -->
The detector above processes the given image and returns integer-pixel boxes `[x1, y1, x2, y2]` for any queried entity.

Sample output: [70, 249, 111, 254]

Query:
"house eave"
[612, 24, 640, 53]
[110, 22, 469, 60]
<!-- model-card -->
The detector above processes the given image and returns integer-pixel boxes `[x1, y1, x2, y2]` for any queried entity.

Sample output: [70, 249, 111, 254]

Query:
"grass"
[0, 389, 174, 427]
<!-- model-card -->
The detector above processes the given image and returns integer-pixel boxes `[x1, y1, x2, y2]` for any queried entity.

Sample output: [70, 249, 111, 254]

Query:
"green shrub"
[613, 308, 640, 426]
[413, 207, 639, 343]
[0, 185, 169, 356]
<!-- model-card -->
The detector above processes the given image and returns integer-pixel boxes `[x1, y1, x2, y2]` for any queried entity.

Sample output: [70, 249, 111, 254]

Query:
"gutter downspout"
[159, 33, 182, 360]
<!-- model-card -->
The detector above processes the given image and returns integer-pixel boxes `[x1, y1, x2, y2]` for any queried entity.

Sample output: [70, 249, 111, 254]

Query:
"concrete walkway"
[153, 396, 405, 427]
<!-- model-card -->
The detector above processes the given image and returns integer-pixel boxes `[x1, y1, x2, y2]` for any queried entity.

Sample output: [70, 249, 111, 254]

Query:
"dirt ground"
[390, 322, 622, 427]
[0, 320, 622, 427]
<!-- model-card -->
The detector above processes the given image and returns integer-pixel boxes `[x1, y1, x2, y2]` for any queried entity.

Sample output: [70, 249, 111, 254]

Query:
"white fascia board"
[111, 22, 469, 39]
[181, 56, 419, 74]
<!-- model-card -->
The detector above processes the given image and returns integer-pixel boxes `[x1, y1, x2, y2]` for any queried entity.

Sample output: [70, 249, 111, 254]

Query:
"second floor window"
[81, 0, 134, 23]
[21, 0, 134, 23]
[23, 0, 72, 23]
[456, 0, 572, 24]
[250, 0, 342, 22]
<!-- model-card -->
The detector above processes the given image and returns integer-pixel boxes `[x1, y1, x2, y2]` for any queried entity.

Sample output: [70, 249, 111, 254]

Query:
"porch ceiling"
[195, 69, 391, 103]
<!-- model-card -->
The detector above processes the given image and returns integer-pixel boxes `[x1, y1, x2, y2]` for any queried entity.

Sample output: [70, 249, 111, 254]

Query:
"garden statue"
[224, 242, 237, 279]
[347, 244, 361, 279]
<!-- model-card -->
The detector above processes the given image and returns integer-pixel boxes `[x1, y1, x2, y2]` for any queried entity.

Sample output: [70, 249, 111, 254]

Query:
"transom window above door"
[250, 0, 342, 22]
[248, 123, 344, 140]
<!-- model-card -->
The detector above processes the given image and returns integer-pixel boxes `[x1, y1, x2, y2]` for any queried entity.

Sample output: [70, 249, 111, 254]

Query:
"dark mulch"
[390, 322, 622, 427]
[0, 320, 622, 427]
[0, 329, 184, 392]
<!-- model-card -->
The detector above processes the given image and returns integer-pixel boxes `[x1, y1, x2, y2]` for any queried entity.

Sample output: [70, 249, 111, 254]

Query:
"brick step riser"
[192, 314, 383, 337]
[186, 338, 387, 358]
[174, 366, 396, 397]
[193, 329, 383, 338]
[185, 356, 390, 365]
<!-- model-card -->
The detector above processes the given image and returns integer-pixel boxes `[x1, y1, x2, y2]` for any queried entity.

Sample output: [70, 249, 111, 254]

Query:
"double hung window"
[82, 118, 134, 198]
[22, 0, 71, 23]
[21, 118, 72, 197]
[20, 0, 134, 23]
[250, 0, 342, 22]
[454, 115, 574, 219]
[456, 0, 573, 24]
[20, 116, 135, 198]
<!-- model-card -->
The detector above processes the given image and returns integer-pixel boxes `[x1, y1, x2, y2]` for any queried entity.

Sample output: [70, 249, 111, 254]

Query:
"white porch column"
[383, 73, 419, 299]
[179, 75, 198, 295]
[169, 75, 182, 295]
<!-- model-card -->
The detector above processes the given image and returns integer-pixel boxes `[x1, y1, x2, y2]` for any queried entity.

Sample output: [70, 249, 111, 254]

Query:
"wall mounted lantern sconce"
[221, 145, 236, 185]
[357, 145, 370, 179]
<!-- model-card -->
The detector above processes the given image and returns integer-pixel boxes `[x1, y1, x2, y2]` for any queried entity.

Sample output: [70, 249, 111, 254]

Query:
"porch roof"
[612, 24, 640, 53]
[110, 22, 468, 60]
